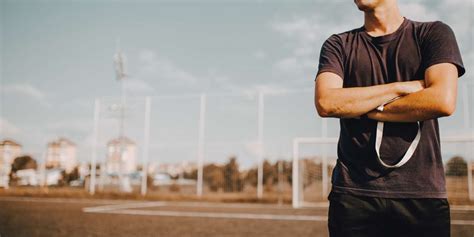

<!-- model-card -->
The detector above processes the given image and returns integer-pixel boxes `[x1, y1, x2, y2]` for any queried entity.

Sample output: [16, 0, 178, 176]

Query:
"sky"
[0, 0, 473, 169]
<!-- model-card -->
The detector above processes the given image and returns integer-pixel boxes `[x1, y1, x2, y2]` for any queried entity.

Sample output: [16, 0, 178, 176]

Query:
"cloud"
[272, 17, 321, 44]
[3, 83, 45, 100]
[0, 117, 21, 137]
[270, 15, 353, 82]
[2, 83, 51, 107]
[273, 56, 315, 73]
[242, 84, 294, 96]
[46, 118, 91, 134]
[254, 50, 266, 60]
[137, 49, 198, 87]
[399, 2, 439, 21]
[124, 79, 155, 94]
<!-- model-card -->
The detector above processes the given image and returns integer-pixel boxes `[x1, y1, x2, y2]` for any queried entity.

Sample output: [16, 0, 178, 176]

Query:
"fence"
[3, 84, 472, 205]
[82, 83, 474, 204]
[86, 89, 316, 201]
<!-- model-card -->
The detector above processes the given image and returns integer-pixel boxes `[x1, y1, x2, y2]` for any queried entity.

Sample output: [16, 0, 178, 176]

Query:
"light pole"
[113, 38, 131, 193]
[257, 90, 264, 199]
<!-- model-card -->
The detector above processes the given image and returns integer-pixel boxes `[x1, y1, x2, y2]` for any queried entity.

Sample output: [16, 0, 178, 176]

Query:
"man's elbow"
[437, 97, 456, 117]
[315, 99, 332, 117]
[317, 108, 332, 118]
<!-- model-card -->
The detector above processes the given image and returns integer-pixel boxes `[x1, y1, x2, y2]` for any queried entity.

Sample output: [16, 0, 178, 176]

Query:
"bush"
[445, 156, 468, 176]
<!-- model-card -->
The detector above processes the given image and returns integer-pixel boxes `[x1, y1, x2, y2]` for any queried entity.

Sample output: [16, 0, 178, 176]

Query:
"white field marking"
[87, 208, 474, 225]
[451, 220, 474, 225]
[299, 202, 329, 208]
[82, 201, 318, 213]
[83, 201, 165, 213]
[4, 196, 474, 215]
[84, 201, 327, 212]
[102, 209, 328, 222]
[0, 196, 311, 209]
[451, 205, 474, 212]
[0, 196, 133, 205]
[81, 201, 474, 225]
[152, 201, 316, 210]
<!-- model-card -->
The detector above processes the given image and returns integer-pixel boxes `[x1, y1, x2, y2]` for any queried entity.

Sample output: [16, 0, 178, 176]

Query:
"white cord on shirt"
[375, 97, 422, 168]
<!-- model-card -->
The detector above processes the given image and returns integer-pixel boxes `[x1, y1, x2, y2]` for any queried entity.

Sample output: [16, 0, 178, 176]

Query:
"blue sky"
[0, 0, 473, 168]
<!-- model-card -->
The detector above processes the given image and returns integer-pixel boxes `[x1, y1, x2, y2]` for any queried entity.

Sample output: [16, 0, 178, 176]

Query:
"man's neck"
[363, 3, 404, 37]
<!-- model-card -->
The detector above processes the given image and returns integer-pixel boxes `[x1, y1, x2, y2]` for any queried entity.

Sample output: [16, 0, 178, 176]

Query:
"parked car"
[152, 172, 174, 186]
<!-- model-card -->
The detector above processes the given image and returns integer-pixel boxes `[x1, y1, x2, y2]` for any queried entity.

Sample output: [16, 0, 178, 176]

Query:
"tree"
[445, 156, 468, 176]
[11, 155, 37, 173]
[61, 167, 81, 185]
[203, 164, 224, 192]
[223, 156, 243, 192]
[9, 155, 38, 185]
[244, 159, 293, 187]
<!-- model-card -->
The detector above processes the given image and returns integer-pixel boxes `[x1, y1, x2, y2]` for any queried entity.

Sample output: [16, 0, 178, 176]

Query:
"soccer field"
[1, 197, 474, 237]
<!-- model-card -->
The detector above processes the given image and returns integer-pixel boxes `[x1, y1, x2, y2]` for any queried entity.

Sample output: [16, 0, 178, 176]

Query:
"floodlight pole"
[89, 98, 100, 195]
[119, 74, 126, 192]
[141, 96, 151, 196]
[322, 118, 328, 198]
[257, 91, 264, 199]
[292, 138, 300, 208]
[463, 86, 473, 200]
[41, 151, 47, 188]
[197, 93, 206, 197]
[114, 38, 130, 193]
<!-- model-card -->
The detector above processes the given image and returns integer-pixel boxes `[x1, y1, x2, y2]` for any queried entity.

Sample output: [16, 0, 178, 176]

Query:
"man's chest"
[343, 35, 424, 87]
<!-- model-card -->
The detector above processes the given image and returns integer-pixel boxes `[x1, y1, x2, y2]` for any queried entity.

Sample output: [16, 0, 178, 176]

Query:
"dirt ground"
[1, 196, 474, 237]
[0, 197, 326, 237]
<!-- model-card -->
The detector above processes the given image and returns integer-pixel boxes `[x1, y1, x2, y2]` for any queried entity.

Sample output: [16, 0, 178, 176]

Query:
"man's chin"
[356, 5, 375, 12]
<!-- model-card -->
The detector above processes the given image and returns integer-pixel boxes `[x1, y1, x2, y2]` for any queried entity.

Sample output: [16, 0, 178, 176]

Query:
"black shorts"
[327, 191, 451, 237]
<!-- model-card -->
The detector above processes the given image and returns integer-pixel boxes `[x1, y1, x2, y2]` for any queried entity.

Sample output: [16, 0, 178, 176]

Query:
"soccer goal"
[292, 136, 338, 208]
[292, 135, 474, 208]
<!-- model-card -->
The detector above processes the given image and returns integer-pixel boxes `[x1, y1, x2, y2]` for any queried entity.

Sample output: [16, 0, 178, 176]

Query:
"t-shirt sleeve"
[315, 34, 345, 81]
[421, 21, 466, 78]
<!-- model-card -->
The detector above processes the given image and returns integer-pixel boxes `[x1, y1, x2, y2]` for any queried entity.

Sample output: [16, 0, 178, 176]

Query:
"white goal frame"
[292, 135, 474, 208]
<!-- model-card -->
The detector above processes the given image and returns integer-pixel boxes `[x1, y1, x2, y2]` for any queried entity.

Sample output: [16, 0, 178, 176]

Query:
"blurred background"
[0, 0, 473, 236]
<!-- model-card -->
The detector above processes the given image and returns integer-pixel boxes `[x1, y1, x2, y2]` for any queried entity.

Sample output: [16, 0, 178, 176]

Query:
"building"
[0, 139, 22, 173]
[106, 136, 137, 175]
[46, 137, 77, 173]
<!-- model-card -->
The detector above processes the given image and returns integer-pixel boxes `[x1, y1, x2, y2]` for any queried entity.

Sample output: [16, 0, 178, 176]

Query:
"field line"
[0, 196, 131, 205]
[102, 209, 327, 221]
[451, 220, 474, 225]
[88, 208, 474, 225]
[83, 201, 165, 213]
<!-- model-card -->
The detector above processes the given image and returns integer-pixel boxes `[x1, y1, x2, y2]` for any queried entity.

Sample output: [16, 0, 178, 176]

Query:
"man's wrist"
[366, 110, 380, 120]
[392, 82, 405, 96]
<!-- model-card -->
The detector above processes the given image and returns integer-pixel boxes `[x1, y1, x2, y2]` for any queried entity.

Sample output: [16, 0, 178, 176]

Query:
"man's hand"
[398, 80, 425, 95]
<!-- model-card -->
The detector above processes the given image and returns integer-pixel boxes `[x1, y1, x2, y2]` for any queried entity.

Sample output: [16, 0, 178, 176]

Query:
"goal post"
[292, 136, 337, 208]
[292, 135, 474, 208]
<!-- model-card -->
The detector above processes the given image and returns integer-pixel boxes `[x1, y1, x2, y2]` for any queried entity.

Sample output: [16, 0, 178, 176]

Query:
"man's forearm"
[318, 82, 405, 118]
[366, 87, 452, 122]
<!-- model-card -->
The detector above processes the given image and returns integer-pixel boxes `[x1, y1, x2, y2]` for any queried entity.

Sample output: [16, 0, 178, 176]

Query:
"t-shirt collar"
[360, 16, 408, 44]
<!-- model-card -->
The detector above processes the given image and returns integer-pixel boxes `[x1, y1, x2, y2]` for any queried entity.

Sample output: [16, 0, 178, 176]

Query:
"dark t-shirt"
[315, 17, 466, 199]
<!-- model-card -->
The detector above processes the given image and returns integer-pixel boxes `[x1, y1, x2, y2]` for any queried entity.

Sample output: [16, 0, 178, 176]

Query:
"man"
[314, 0, 466, 236]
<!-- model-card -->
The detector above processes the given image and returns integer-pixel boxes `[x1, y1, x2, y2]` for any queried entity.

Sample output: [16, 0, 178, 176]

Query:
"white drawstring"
[374, 99, 422, 168]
